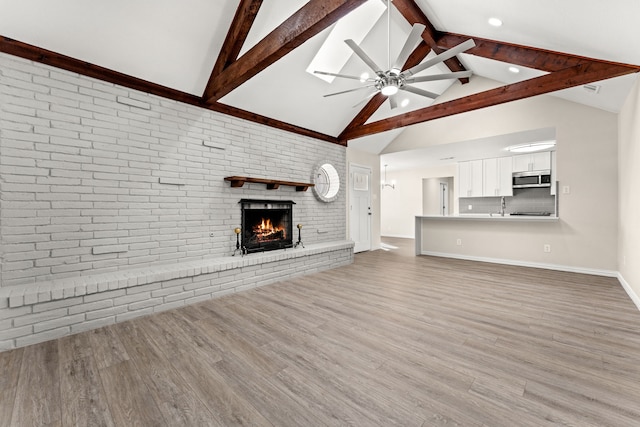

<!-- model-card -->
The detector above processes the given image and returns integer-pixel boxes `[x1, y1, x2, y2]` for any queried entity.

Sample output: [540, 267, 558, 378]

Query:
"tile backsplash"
[459, 188, 556, 215]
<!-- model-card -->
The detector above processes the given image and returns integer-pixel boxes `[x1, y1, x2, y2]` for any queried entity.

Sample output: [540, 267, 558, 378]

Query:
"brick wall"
[0, 53, 351, 350]
[0, 53, 346, 285]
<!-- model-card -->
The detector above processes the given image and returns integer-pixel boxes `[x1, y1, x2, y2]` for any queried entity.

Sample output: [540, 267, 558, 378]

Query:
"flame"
[252, 217, 286, 241]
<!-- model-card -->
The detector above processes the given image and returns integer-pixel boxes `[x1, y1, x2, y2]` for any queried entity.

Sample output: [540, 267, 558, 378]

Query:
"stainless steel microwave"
[512, 170, 552, 188]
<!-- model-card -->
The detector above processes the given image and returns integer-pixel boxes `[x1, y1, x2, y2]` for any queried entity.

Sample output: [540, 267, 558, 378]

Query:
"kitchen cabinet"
[512, 152, 551, 172]
[483, 157, 513, 197]
[458, 160, 483, 197]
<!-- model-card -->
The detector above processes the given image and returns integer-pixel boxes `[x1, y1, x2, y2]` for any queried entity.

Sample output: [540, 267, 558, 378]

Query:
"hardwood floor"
[2, 238, 640, 426]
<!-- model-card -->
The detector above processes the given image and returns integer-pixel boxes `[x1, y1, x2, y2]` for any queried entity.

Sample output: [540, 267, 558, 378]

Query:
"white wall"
[423, 176, 453, 216]
[385, 77, 620, 272]
[619, 76, 640, 306]
[380, 165, 456, 238]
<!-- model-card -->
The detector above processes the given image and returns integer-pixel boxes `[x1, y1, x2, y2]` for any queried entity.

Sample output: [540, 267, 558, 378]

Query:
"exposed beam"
[205, 0, 368, 104]
[392, 0, 468, 81]
[0, 36, 342, 145]
[438, 32, 640, 72]
[216, 103, 344, 145]
[339, 40, 432, 138]
[205, 0, 264, 99]
[340, 62, 638, 141]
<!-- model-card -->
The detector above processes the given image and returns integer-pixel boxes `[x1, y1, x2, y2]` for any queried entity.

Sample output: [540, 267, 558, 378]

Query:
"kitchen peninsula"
[414, 213, 562, 268]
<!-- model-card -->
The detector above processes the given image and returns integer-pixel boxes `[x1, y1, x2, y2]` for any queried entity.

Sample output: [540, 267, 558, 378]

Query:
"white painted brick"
[15, 327, 70, 348]
[116, 96, 151, 110]
[92, 245, 128, 255]
[113, 292, 150, 306]
[128, 298, 162, 311]
[69, 299, 113, 315]
[33, 313, 85, 333]
[0, 325, 33, 341]
[116, 307, 154, 323]
[85, 305, 128, 321]
[70, 316, 115, 334]
[84, 289, 126, 303]
[33, 296, 83, 313]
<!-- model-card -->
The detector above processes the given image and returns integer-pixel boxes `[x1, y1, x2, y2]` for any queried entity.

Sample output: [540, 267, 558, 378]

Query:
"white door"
[349, 164, 371, 253]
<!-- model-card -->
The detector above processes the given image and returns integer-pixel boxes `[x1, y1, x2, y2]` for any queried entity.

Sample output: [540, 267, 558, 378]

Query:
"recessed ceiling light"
[508, 66, 520, 74]
[488, 17, 503, 27]
[401, 98, 410, 108]
[360, 72, 370, 82]
[506, 141, 556, 153]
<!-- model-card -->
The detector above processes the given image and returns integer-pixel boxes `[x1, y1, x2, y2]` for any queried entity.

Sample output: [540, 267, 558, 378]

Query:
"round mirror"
[312, 163, 340, 202]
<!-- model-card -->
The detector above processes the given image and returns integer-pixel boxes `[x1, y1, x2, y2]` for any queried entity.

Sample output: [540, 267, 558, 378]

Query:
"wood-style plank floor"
[2, 238, 640, 426]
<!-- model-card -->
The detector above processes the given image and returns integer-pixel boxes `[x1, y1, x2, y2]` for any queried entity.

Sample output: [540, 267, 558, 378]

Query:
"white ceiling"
[1, 0, 639, 146]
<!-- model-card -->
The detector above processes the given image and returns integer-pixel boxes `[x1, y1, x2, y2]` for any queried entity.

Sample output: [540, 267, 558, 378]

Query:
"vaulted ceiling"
[1, 0, 639, 148]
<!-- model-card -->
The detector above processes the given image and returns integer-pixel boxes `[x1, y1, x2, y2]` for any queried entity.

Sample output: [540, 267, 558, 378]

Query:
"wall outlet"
[543, 244, 551, 253]
[562, 186, 570, 194]
[467, 204, 473, 210]
[456, 238, 462, 246]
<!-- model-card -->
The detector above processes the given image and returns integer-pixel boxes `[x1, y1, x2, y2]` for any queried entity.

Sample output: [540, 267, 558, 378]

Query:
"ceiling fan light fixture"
[381, 84, 399, 96]
[360, 72, 370, 82]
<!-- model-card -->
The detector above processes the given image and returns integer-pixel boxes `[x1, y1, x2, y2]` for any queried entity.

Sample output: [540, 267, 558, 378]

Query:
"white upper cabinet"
[458, 160, 483, 197]
[483, 157, 513, 197]
[512, 152, 551, 172]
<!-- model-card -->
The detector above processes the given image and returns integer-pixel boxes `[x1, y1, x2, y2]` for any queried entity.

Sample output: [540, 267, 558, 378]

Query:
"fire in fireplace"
[239, 199, 294, 253]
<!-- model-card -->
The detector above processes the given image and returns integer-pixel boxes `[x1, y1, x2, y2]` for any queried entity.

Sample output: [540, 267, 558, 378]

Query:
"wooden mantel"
[224, 176, 314, 192]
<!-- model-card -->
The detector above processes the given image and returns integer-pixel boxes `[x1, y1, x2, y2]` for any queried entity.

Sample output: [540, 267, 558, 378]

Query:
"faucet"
[500, 196, 506, 216]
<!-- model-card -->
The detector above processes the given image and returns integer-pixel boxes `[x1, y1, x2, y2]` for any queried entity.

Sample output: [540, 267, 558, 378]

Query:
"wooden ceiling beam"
[0, 36, 341, 145]
[392, 0, 468, 82]
[204, 0, 264, 99]
[340, 61, 638, 141]
[204, 0, 367, 104]
[437, 32, 640, 72]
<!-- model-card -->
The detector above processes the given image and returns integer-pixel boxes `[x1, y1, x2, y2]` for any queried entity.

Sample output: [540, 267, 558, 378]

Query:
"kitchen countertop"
[417, 214, 559, 222]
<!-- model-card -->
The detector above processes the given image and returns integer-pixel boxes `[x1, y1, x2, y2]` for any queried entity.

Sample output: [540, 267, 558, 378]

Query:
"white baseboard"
[382, 234, 415, 239]
[420, 251, 618, 278]
[618, 273, 640, 311]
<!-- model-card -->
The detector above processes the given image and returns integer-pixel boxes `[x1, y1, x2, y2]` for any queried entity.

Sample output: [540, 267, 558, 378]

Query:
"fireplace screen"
[240, 199, 294, 253]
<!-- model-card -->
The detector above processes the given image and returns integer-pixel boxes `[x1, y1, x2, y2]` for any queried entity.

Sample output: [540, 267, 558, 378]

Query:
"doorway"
[349, 164, 371, 253]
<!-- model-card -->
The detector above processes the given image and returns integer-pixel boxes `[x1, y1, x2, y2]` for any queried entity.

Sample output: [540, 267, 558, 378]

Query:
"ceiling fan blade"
[323, 84, 376, 97]
[345, 39, 385, 76]
[391, 24, 426, 74]
[351, 90, 379, 108]
[388, 94, 399, 110]
[400, 85, 439, 99]
[314, 71, 370, 81]
[403, 39, 476, 77]
[404, 70, 473, 83]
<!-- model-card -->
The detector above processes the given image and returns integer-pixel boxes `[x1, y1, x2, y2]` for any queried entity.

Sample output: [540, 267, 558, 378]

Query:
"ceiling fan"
[314, 1, 475, 109]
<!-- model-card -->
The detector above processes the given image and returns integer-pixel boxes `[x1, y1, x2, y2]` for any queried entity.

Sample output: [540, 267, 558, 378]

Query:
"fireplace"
[239, 199, 294, 253]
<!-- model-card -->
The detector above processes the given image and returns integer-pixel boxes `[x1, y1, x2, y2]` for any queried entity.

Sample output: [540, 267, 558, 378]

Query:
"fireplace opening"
[240, 199, 294, 253]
